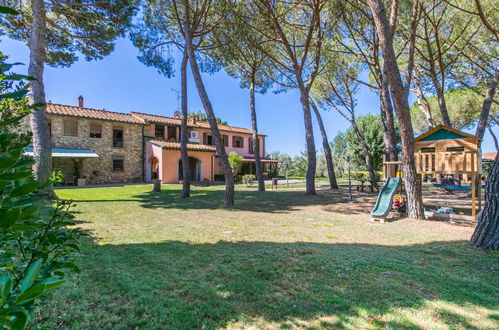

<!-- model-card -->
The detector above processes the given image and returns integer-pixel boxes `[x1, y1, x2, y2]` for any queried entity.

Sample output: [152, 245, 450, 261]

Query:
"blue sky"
[1, 37, 496, 155]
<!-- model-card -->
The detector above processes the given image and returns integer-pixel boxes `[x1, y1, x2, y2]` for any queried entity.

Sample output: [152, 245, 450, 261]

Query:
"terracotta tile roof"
[149, 140, 217, 152]
[482, 152, 497, 162]
[44, 103, 264, 135]
[47, 103, 146, 124]
[131, 112, 180, 125]
[131, 112, 265, 136]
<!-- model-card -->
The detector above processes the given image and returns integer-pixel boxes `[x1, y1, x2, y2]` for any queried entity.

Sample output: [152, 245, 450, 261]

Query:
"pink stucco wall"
[145, 143, 164, 182]
[160, 150, 214, 184]
[145, 123, 266, 159]
[194, 127, 265, 158]
[147, 143, 214, 184]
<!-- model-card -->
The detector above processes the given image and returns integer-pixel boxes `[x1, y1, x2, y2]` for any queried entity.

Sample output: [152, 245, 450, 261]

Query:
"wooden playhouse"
[383, 125, 482, 220]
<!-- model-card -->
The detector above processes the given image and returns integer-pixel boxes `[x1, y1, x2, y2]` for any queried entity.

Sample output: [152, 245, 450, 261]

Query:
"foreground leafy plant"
[0, 51, 82, 328]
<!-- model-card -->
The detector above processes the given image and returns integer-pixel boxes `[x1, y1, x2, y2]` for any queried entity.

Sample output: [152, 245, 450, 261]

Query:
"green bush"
[242, 174, 255, 186]
[0, 53, 82, 328]
[228, 152, 243, 175]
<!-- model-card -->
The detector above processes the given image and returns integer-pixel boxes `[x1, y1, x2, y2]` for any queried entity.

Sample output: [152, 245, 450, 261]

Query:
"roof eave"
[47, 113, 146, 125]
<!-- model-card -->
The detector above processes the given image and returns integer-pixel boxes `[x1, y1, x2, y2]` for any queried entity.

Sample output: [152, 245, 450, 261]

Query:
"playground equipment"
[370, 177, 401, 222]
[375, 125, 482, 221]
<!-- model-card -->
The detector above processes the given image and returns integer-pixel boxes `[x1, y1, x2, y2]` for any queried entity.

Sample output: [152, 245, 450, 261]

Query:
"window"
[47, 120, 51, 137]
[112, 155, 124, 172]
[203, 133, 214, 145]
[167, 126, 177, 141]
[63, 120, 78, 137]
[232, 136, 244, 148]
[222, 135, 229, 147]
[155, 124, 165, 138]
[113, 127, 124, 147]
[447, 146, 465, 152]
[90, 123, 102, 138]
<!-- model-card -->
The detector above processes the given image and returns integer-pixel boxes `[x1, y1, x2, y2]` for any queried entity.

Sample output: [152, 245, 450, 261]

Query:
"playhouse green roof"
[420, 129, 467, 141]
[415, 125, 479, 142]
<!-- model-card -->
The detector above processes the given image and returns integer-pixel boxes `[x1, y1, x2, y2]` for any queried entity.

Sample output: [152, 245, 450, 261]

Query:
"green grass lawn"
[38, 184, 498, 329]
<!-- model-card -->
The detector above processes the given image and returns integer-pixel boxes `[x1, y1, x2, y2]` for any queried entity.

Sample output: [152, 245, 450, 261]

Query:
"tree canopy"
[1, 0, 137, 67]
[410, 87, 499, 134]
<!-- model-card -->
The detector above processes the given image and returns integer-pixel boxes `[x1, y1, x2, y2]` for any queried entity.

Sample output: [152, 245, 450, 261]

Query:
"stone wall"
[48, 116, 144, 184]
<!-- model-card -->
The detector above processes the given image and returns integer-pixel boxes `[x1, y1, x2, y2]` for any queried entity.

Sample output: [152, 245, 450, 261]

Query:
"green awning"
[24, 146, 99, 158]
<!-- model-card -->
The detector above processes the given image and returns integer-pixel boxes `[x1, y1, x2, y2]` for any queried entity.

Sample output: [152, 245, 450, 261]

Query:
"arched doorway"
[178, 157, 202, 181]
[150, 157, 159, 181]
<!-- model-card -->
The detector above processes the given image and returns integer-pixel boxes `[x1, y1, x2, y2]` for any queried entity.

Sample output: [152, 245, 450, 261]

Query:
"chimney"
[78, 95, 84, 107]
[192, 117, 196, 125]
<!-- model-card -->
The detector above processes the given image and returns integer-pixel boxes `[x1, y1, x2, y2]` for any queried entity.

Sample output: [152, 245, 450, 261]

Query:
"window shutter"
[63, 120, 78, 137]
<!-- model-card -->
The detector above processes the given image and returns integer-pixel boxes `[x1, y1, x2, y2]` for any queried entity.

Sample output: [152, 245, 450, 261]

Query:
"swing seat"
[433, 184, 485, 191]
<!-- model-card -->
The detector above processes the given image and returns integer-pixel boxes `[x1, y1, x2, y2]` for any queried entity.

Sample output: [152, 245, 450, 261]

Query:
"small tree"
[228, 152, 243, 175]
[344, 114, 396, 172]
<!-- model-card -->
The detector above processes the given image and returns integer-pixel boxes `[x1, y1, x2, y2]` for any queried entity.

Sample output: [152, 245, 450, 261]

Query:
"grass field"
[38, 184, 498, 329]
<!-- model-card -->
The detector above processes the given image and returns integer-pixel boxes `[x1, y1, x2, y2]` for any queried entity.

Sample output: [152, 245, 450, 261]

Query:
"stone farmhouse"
[24, 97, 277, 185]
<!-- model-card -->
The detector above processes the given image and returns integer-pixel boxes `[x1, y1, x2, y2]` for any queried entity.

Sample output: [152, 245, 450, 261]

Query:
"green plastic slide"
[370, 177, 401, 219]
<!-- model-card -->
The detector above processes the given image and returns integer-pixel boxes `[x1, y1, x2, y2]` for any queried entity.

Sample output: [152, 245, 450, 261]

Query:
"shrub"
[0, 53, 82, 328]
[242, 174, 255, 186]
[228, 152, 243, 175]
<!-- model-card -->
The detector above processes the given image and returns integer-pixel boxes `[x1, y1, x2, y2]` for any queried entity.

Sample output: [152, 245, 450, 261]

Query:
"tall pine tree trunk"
[310, 98, 338, 189]
[298, 82, 316, 195]
[180, 50, 190, 198]
[470, 70, 498, 249]
[470, 154, 498, 250]
[249, 78, 265, 192]
[475, 71, 498, 140]
[379, 66, 398, 161]
[367, 0, 424, 219]
[182, 0, 234, 206]
[29, 0, 53, 195]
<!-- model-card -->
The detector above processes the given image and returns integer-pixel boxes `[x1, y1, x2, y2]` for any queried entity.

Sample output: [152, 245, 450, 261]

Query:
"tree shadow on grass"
[67, 188, 371, 214]
[39, 239, 498, 329]
[133, 188, 372, 214]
